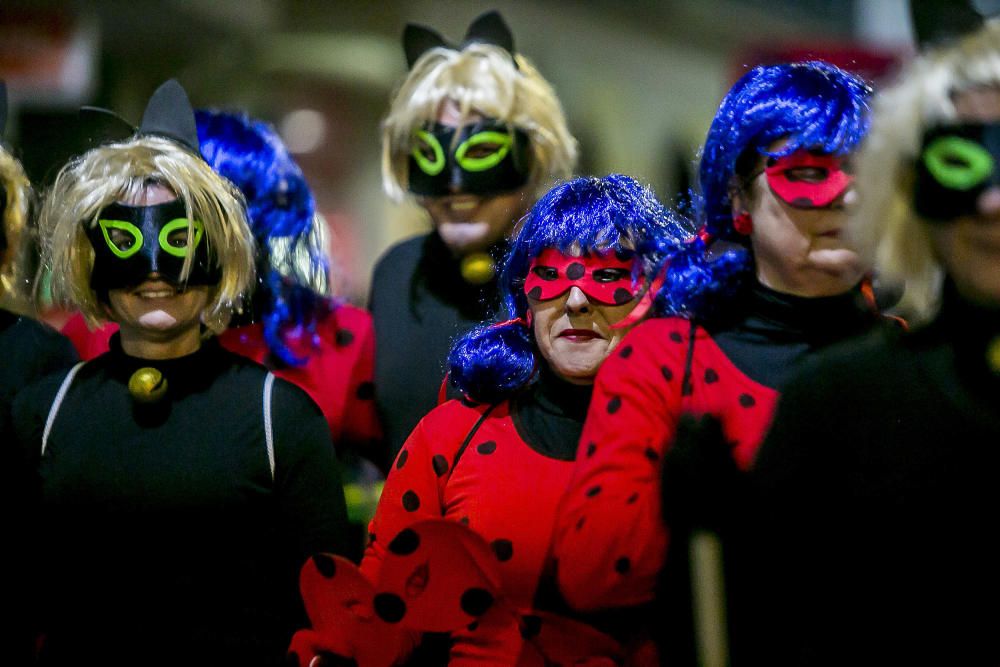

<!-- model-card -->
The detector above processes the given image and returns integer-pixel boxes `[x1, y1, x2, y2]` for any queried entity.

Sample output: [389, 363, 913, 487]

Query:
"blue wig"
[196, 109, 331, 366]
[448, 174, 688, 404]
[658, 61, 872, 320]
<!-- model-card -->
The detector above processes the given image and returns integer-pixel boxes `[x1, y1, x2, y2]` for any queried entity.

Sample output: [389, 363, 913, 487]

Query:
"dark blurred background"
[0, 0, 913, 304]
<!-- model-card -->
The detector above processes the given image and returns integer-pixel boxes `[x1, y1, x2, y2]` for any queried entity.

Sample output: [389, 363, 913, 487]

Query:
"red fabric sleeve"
[552, 319, 685, 611]
[60, 313, 116, 361]
[335, 305, 383, 455]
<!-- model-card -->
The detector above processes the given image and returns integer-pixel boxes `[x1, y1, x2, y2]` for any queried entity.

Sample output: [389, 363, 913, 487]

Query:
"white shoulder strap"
[42, 361, 86, 457]
[263, 372, 275, 482]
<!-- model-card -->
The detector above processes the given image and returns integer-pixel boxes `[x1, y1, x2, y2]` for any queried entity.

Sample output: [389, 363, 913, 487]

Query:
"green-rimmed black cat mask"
[407, 118, 532, 197]
[86, 199, 220, 292]
[915, 122, 1000, 222]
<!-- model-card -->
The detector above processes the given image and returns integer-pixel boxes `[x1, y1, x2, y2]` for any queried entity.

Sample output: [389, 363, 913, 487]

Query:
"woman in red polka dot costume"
[355, 175, 683, 664]
[551, 62, 890, 660]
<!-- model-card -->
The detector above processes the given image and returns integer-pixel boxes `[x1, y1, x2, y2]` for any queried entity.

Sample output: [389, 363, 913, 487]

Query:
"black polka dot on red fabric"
[527, 286, 543, 300]
[613, 288, 634, 305]
[669, 331, 684, 343]
[432, 454, 449, 477]
[460, 588, 494, 617]
[402, 490, 420, 512]
[387, 528, 421, 556]
[335, 329, 355, 347]
[374, 592, 407, 623]
[520, 614, 543, 639]
[395, 449, 409, 470]
[312, 554, 337, 578]
[739, 393, 756, 408]
[661, 365, 673, 381]
[575, 516, 586, 531]
[644, 447, 660, 463]
[626, 492, 639, 504]
[491, 539, 514, 562]
[586, 442, 597, 457]
[607, 396, 622, 414]
[681, 379, 694, 396]
[368, 532, 376, 544]
[284, 651, 301, 667]
[467, 621, 479, 632]
[619, 344, 633, 359]
[476, 440, 497, 455]
[704, 368, 719, 383]
[615, 557, 632, 574]
[459, 516, 470, 526]
[585, 485, 602, 498]
[356, 381, 375, 400]
[566, 262, 586, 280]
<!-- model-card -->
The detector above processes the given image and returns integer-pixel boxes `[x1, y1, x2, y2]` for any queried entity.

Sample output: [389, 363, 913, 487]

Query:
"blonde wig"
[851, 20, 1000, 326]
[381, 43, 578, 202]
[0, 145, 33, 309]
[39, 135, 255, 331]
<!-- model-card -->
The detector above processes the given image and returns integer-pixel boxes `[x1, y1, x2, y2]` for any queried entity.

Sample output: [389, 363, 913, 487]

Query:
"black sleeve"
[270, 380, 350, 560]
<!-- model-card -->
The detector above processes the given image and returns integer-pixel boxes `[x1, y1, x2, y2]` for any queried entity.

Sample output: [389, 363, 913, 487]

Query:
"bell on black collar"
[460, 251, 496, 285]
[128, 367, 168, 403]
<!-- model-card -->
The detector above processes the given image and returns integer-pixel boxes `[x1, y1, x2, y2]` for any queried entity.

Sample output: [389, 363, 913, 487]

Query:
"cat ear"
[403, 23, 450, 69]
[138, 79, 199, 152]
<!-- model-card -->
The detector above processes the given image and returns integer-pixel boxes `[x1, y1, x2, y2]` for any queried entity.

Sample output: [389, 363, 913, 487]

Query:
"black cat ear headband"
[910, 0, 1000, 49]
[403, 10, 517, 69]
[79, 78, 199, 152]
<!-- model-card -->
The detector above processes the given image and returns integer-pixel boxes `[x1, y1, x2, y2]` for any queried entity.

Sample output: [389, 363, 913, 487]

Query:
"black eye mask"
[86, 199, 220, 292]
[914, 122, 1000, 222]
[407, 118, 532, 197]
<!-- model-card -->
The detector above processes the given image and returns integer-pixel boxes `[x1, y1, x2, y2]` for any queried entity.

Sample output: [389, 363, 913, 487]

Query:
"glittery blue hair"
[449, 174, 688, 403]
[657, 61, 872, 320]
[196, 109, 330, 366]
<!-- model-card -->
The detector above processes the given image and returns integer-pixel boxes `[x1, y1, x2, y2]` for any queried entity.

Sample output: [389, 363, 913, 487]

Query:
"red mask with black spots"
[525, 248, 639, 306]
[763, 149, 853, 209]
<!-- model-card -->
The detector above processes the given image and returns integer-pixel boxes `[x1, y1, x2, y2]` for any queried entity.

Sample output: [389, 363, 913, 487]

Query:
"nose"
[565, 286, 591, 313]
[977, 185, 1000, 217]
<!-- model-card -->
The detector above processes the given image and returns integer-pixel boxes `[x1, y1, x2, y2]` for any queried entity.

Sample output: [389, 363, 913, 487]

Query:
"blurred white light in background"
[280, 109, 327, 154]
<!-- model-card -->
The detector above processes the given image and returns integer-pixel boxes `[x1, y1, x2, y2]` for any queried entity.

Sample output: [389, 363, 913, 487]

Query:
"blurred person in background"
[751, 9, 1000, 664]
[370, 10, 578, 468]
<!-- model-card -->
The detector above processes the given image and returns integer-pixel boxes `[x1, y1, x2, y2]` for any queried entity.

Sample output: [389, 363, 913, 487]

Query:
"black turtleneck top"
[707, 280, 879, 389]
[9, 335, 349, 667]
[369, 231, 506, 468]
[748, 282, 1000, 665]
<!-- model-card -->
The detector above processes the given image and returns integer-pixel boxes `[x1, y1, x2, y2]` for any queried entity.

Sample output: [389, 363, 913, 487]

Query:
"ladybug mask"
[762, 149, 853, 209]
[524, 248, 640, 306]
[914, 122, 1000, 222]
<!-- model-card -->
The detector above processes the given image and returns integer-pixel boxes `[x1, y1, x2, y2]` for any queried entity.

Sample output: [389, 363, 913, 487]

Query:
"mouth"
[817, 229, 842, 239]
[558, 328, 603, 341]
[132, 282, 182, 299]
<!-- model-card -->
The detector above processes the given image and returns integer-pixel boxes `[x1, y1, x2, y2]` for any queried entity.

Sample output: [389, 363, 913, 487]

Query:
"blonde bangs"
[40, 136, 254, 330]
[381, 44, 578, 201]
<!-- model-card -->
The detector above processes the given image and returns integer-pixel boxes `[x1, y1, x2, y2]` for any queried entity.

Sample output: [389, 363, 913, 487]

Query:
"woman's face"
[418, 99, 530, 256]
[104, 183, 210, 342]
[735, 139, 866, 297]
[925, 86, 1000, 308]
[528, 248, 644, 384]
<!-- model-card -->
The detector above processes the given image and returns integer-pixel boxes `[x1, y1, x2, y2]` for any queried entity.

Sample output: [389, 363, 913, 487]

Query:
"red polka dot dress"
[552, 282, 880, 613]
[361, 372, 618, 664]
[60, 304, 381, 455]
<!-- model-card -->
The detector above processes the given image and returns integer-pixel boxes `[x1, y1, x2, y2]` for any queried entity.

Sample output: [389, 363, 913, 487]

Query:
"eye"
[591, 268, 630, 283]
[410, 130, 445, 176]
[463, 142, 503, 160]
[456, 131, 513, 172]
[784, 167, 829, 183]
[415, 137, 439, 162]
[532, 266, 559, 281]
[923, 135, 995, 191]
[108, 228, 136, 252]
[167, 229, 190, 248]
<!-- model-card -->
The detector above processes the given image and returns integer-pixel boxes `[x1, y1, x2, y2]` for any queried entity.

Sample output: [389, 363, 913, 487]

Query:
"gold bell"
[128, 367, 168, 403]
[460, 252, 496, 285]
[987, 336, 1000, 375]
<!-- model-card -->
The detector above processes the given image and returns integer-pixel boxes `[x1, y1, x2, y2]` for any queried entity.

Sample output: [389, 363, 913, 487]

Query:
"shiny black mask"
[407, 119, 532, 197]
[87, 199, 220, 291]
[914, 122, 1000, 222]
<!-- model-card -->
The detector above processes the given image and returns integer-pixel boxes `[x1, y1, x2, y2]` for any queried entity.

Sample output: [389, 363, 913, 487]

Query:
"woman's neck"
[118, 324, 203, 359]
